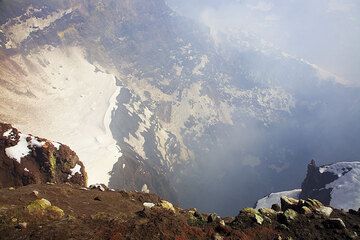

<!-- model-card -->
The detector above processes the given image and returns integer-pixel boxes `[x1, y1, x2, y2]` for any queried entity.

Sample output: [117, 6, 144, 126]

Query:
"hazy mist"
[167, 0, 360, 85]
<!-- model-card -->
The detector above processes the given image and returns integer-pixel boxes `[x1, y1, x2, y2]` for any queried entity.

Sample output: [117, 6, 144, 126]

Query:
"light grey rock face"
[1, 0, 360, 215]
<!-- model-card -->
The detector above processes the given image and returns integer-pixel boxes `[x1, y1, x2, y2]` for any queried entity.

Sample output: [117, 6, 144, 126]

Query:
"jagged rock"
[304, 198, 323, 210]
[299, 206, 312, 215]
[0, 123, 87, 188]
[280, 196, 299, 212]
[300, 160, 340, 205]
[207, 213, 219, 223]
[219, 220, 225, 226]
[240, 208, 264, 225]
[159, 200, 175, 213]
[259, 208, 277, 218]
[323, 218, 346, 229]
[316, 206, 333, 218]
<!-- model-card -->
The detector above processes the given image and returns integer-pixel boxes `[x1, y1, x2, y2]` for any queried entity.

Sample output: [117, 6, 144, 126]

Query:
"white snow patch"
[4, 133, 45, 164]
[3, 129, 12, 137]
[24, 168, 29, 172]
[52, 142, 61, 150]
[143, 202, 155, 208]
[122, 163, 126, 169]
[255, 189, 301, 209]
[70, 164, 82, 176]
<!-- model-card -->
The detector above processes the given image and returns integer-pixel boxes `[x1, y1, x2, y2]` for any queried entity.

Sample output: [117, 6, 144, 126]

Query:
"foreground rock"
[0, 184, 360, 240]
[0, 123, 87, 187]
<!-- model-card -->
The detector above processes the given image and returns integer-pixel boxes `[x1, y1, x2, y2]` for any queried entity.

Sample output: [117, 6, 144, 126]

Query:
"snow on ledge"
[3, 128, 45, 164]
[255, 189, 302, 209]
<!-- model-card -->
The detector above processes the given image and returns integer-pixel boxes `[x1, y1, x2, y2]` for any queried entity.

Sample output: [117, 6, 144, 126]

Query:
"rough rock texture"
[0, 122, 87, 187]
[300, 160, 340, 205]
[1, 184, 360, 240]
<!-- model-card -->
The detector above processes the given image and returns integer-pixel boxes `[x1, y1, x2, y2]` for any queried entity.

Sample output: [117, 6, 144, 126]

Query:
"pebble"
[15, 222, 27, 230]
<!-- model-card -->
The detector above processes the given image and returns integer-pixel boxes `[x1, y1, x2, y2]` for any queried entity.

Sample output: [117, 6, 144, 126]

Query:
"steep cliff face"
[300, 160, 338, 205]
[0, 122, 87, 187]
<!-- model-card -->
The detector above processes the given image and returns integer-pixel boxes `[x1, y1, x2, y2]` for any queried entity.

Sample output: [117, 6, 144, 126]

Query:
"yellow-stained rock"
[26, 198, 51, 216]
[47, 206, 65, 220]
[160, 200, 176, 213]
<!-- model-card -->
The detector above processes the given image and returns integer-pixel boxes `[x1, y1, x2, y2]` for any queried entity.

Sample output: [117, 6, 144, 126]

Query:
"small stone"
[323, 218, 346, 229]
[94, 196, 101, 201]
[271, 204, 281, 212]
[316, 206, 333, 217]
[276, 224, 290, 231]
[304, 199, 323, 210]
[207, 213, 219, 223]
[219, 220, 225, 226]
[15, 222, 27, 229]
[299, 206, 312, 215]
[345, 230, 358, 239]
[274, 235, 282, 240]
[47, 206, 65, 220]
[159, 200, 176, 213]
[212, 233, 223, 240]
[280, 196, 299, 211]
[11, 218, 17, 223]
[8, 187, 15, 190]
[259, 208, 277, 218]
[284, 209, 298, 221]
[31, 190, 39, 198]
[240, 208, 264, 225]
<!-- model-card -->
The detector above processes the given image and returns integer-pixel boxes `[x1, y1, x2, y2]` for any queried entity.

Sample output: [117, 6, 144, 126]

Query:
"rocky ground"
[0, 183, 359, 240]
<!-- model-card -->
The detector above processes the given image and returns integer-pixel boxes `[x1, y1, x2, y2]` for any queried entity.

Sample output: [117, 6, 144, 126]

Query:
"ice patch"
[255, 189, 301, 209]
[70, 164, 82, 176]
